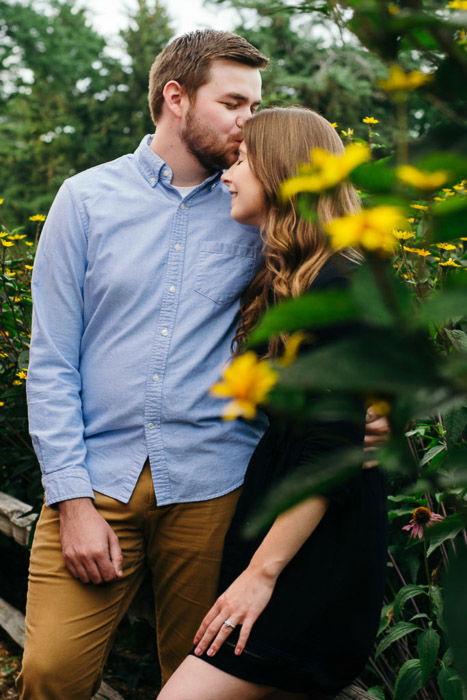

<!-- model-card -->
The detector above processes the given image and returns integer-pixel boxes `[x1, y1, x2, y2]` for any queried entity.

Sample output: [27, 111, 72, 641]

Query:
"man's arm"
[28, 180, 122, 583]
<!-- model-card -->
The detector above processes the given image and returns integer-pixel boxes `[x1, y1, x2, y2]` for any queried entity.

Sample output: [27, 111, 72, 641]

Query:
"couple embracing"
[19, 29, 387, 700]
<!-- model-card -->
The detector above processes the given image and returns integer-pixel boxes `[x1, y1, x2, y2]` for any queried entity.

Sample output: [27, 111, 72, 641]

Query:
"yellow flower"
[447, 0, 467, 8]
[210, 351, 278, 420]
[439, 259, 462, 267]
[324, 206, 404, 254]
[410, 204, 428, 211]
[12, 380, 23, 386]
[29, 214, 46, 222]
[330, 122, 338, 128]
[397, 165, 449, 190]
[8, 234, 27, 240]
[0, 232, 7, 238]
[407, 217, 416, 223]
[370, 400, 391, 416]
[24, 264, 34, 270]
[278, 332, 309, 368]
[5, 269, 16, 276]
[435, 242, 457, 250]
[0, 198, 4, 205]
[378, 65, 433, 92]
[25, 241, 34, 247]
[442, 188, 455, 196]
[16, 370, 28, 380]
[340, 128, 354, 137]
[388, 3, 400, 14]
[362, 116, 379, 125]
[460, 237, 467, 241]
[280, 143, 370, 198]
[394, 230, 415, 240]
[0, 401, 5, 407]
[434, 196, 444, 201]
[453, 184, 465, 191]
[13, 296, 22, 302]
[403, 246, 431, 256]
[1, 240, 14, 247]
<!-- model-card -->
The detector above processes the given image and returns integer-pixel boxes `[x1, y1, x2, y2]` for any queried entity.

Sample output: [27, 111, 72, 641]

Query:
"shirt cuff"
[42, 466, 95, 506]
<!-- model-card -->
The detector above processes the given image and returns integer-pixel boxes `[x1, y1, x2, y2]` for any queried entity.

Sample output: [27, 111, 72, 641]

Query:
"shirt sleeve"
[26, 180, 94, 506]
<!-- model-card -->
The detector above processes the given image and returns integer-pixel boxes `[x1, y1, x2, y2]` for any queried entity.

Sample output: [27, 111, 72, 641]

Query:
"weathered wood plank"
[0, 597, 26, 647]
[0, 491, 37, 546]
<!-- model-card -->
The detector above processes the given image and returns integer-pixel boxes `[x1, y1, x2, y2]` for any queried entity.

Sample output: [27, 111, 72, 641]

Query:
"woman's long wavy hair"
[232, 106, 361, 358]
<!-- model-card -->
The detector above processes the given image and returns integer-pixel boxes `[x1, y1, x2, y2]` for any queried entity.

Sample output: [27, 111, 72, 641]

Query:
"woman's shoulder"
[309, 254, 359, 293]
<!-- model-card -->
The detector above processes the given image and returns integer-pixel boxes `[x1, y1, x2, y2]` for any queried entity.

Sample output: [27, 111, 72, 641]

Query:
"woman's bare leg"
[157, 655, 274, 700]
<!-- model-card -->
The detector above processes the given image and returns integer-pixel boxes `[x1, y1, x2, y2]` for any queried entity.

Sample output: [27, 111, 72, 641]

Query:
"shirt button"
[179, 203, 186, 209]
[147, 422, 155, 429]
[161, 328, 169, 337]
[149, 177, 156, 186]
[163, 169, 170, 177]
[152, 374, 160, 382]
[168, 285, 176, 293]
[174, 243, 182, 251]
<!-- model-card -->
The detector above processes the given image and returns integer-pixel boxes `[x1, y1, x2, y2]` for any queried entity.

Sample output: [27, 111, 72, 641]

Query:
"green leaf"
[443, 547, 467, 687]
[350, 260, 412, 328]
[431, 196, 467, 243]
[445, 330, 467, 354]
[367, 686, 385, 700]
[430, 585, 446, 633]
[393, 584, 428, 619]
[437, 666, 464, 700]
[444, 407, 467, 446]
[375, 622, 420, 658]
[249, 289, 359, 345]
[351, 160, 396, 194]
[417, 283, 467, 327]
[280, 328, 441, 395]
[417, 628, 440, 685]
[419, 443, 447, 467]
[393, 659, 423, 700]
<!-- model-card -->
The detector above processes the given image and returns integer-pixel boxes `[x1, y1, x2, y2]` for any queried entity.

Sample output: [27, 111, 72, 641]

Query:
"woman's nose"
[221, 169, 232, 185]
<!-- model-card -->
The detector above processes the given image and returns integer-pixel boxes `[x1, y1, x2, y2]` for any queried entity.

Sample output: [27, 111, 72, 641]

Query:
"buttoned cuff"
[42, 466, 95, 507]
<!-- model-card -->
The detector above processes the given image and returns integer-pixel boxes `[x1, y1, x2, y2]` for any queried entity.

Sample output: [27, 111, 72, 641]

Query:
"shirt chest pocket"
[193, 241, 258, 305]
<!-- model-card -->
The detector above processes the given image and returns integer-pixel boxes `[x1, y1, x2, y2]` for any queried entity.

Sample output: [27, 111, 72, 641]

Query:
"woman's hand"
[193, 567, 276, 657]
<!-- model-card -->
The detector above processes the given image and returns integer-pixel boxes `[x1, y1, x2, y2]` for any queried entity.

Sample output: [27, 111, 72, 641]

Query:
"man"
[19, 30, 268, 699]
[19, 28, 386, 699]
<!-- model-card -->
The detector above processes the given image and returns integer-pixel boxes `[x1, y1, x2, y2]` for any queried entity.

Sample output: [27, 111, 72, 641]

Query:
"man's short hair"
[148, 29, 269, 124]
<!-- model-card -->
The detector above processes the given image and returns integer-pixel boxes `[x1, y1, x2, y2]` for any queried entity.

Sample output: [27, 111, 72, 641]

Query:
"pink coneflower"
[402, 506, 444, 540]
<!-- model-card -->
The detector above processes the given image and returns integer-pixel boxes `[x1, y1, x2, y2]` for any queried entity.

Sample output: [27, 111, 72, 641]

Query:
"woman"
[158, 107, 387, 699]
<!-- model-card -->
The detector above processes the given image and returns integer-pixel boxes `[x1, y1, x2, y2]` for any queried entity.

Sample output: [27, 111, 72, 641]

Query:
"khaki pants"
[17, 463, 241, 699]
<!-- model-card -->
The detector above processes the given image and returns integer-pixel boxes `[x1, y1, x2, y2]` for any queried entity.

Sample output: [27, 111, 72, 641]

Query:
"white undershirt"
[172, 185, 197, 197]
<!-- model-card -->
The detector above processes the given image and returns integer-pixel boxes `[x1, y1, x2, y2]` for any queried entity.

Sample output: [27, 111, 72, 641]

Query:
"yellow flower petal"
[362, 116, 379, 124]
[397, 165, 449, 190]
[324, 206, 404, 255]
[378, 65, 433, 92]
[278, 332, 309, 368]
[29, 214, 46, 222]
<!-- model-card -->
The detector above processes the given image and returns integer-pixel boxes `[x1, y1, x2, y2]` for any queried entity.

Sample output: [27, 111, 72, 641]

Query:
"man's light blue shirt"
[27, 135, 267, 506]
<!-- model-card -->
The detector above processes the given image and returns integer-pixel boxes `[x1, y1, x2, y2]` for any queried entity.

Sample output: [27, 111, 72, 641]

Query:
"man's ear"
[161, 80, 188, 119]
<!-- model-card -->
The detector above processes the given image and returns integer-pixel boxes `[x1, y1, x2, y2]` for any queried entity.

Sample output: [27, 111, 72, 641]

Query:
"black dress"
[195, 256, 388, 697]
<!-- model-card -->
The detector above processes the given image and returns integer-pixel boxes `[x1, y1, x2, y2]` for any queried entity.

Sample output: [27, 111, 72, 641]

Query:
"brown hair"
[148, 29, 269, 124]
[233, 106, 361, 358]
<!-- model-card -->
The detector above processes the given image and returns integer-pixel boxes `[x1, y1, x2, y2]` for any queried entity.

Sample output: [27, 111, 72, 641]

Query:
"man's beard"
[181, 108, 239, 173]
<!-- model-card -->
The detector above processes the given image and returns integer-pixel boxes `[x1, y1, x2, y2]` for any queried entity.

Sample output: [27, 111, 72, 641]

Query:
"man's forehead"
[204, 59, 262, 99]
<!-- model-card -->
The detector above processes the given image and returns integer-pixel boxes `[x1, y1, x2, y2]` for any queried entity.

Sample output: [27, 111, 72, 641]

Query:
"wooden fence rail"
[0, 490, 374, 699]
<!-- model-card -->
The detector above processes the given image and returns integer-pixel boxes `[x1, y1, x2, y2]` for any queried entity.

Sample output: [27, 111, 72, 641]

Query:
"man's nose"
[235, 106, 253, 128]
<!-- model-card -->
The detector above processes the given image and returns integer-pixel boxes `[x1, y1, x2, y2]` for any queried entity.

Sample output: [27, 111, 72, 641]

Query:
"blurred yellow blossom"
[388, 3, 400, 13]
[29, 214, 46, 222]
[0, 198, 4, 205]
[407, 217, 416, 223]
[410, 204, 428, 211]
[394, 230, 415, 240]
[403, 246, 431, 257]
[24, 264, 33, 270]
[210, 351, 278, 420]
[1, 240, 14, 247]
[341, 128, 354, 137]
[378, 66, 433, 92]
[435, 243, 457, 250]
[397, 165, 449, 190]
[362, 116, 379, 125]
[330, 122, 338, 128]
[278, 332, 309, 368]
[9, 234, 27, 240]
[439, 259, 462, 267]
[12, 380, 23, 386]
[324, 206, 404, 254]
[0, 401, 4, 407]
[442, 188, 455, 196]
[16, 370, 28, 380]
[280, 143, 370, 198]
[447, 1, 467, 8]
[25, 241, 34, 247]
